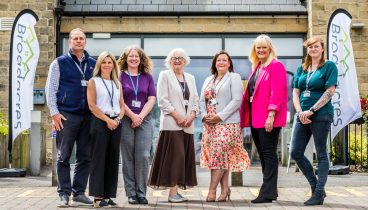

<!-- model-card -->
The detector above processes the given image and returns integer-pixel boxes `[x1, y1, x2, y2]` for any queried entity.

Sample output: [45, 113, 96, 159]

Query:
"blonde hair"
[248, 34, 277, 70]
[302, 37, 326, 71]
[117, 45, 153, 74]
[93, 51, 120, 88]
[164, 48, 191, 69]
[69, 28, 86, 40]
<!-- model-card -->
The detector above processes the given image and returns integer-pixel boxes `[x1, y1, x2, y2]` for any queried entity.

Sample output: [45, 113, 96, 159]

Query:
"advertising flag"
[9, 9, 39, 142]
[327, 9, 362, 140]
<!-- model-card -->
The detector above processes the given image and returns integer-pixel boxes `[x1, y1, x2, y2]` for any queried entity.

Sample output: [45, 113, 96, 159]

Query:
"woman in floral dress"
[199, 50, 250, 202]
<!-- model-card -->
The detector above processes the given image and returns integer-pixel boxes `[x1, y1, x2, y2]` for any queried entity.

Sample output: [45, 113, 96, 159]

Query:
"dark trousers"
[89, 116, 121, 198]
[290, 115, 332, 191]
[56, 111, 91, 196]
[251, 127, 281, 199]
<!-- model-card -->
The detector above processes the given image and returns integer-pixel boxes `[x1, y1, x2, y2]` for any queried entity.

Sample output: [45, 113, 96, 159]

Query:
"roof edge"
[57, 11, 308, 17]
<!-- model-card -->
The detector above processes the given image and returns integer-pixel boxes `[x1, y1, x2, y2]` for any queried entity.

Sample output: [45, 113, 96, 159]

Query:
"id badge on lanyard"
[70, 53, 88, 86]
[210, 76, 222, 105]
[304, 66, 316, 98]
[128, 71, 141, 108]
[81, 80, 88, 86]
[132, 100, 141, 108]
[210, 98, 217, 105]
[184, 99, 189, 106]
[303, 90, 311, 97]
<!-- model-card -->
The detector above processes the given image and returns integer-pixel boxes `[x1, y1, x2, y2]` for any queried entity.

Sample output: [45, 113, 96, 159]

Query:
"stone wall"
[0, 0, 56, 163]
[60, 15, 308, 33]
[309, 0, 368, 94]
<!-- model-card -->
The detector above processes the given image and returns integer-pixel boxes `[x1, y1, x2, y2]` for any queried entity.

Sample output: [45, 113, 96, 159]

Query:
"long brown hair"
[210, 50, 234, 75]
[117, 45, 153, 74]
[302, 37, 326, 71]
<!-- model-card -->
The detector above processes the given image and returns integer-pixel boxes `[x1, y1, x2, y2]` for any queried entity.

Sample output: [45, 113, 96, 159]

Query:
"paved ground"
[0, 165, 367, 210]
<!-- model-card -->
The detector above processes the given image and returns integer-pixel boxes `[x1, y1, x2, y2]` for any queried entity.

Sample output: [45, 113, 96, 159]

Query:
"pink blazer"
[240, 59, 288, 128]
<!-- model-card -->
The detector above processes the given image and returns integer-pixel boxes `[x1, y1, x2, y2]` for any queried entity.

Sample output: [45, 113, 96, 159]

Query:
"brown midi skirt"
[148, 130, 197, 190]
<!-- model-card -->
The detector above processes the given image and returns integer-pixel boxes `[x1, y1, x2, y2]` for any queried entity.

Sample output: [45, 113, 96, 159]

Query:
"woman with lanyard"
[199, 50, 250, 202]
[239, 34, 288, 203]
[290, 37, 337, 206]
[117, 45, 156, 205]
[87, 51, 125, 207]
[148, 48, 199, 203]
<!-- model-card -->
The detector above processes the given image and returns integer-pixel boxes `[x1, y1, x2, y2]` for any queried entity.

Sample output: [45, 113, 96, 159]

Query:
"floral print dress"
[200, 81, 251, 172]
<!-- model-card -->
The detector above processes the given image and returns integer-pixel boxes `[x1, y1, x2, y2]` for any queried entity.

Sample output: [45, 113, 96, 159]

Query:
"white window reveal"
[144, 38, 222, 57]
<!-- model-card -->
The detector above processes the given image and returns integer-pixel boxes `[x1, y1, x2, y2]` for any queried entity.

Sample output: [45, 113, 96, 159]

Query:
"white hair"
[164, 48, 191, 69]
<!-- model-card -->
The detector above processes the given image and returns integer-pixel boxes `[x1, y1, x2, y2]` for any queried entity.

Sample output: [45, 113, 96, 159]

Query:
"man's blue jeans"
[56, 111, 91, 196]
[290, 114, 333, 191]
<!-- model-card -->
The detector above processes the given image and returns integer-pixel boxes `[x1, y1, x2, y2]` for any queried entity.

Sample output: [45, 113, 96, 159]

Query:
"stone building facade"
[0, 0, 366, 164]
[309, 0, 368, 93]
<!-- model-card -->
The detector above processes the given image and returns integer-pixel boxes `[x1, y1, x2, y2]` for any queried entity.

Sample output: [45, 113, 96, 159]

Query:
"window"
[145, 38, 222, 56]
[62, 37, 141, 57]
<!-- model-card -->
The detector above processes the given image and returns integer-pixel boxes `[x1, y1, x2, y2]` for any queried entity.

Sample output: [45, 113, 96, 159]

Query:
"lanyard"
[127, 71, 140, 100]
[306, 66, 317, 90]
[100, 77, 114, 109]
[211, 74, 224, 98]
[176, 74, 186, 98]
[68, 52, 87, 80]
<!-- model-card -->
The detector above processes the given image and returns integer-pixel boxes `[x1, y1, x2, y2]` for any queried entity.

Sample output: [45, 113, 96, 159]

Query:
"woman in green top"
[290, 37, 338, 206]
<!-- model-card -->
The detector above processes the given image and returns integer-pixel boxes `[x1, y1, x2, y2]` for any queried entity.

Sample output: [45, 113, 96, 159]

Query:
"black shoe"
[128, 196, 139, 204]
[93, 199, 109, 208]
[251, 197, 273, 203]
[106, 198, 117, 206]
[311, 186, 327, 198]
[138, 197, 148, 204]
[304, 189, 324, 205]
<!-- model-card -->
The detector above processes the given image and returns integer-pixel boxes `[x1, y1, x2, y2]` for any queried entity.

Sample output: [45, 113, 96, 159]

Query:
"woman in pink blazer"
[240, 34, 288, 203]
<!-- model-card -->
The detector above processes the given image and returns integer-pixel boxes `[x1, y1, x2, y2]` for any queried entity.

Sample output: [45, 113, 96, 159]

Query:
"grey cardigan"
[199, 72, 243, 124]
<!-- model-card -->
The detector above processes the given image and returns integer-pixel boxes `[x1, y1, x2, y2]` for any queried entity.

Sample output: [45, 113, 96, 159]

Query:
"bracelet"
[309, 107, 315, 113]
[115, 116, 121, 124]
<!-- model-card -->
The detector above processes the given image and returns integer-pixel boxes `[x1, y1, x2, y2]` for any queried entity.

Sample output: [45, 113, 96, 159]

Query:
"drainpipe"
[55, 0, 64, 57]
[51, 0, 64, 187]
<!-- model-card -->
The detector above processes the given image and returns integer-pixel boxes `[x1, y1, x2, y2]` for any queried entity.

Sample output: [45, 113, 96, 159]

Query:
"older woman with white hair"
[148, 48, 199, 203]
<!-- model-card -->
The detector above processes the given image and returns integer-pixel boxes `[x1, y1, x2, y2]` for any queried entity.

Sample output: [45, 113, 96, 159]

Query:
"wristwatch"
[309, 107, 315, 113]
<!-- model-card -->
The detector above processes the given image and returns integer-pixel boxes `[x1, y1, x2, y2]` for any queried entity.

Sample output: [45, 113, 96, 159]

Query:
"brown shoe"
[217, 189, 231, 202]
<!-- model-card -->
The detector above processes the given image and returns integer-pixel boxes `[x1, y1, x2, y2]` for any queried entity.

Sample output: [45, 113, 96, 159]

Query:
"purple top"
[120, 71, 156, 114]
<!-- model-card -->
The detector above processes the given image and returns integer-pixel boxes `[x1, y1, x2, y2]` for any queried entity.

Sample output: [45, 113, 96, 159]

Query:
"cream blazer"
[157, 70, 199, 134]
[199, 72, 243, 124]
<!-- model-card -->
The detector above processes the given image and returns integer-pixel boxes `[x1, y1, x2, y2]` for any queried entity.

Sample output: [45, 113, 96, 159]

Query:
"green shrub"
[0, 112, 8, 135]
[349, 130, 368, 166]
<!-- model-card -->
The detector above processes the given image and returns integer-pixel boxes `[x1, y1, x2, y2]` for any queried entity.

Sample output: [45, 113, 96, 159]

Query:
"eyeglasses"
[170, 56, 184, 62]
